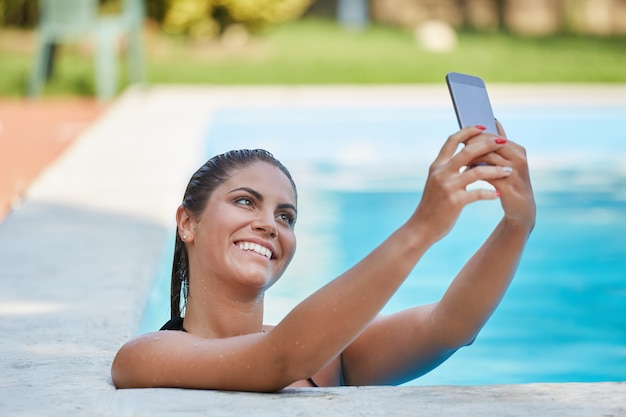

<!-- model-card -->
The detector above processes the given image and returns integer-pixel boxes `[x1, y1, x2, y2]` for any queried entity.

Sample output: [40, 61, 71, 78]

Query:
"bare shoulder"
[111, 330, 285, 391]
[111, 330, 201, 388]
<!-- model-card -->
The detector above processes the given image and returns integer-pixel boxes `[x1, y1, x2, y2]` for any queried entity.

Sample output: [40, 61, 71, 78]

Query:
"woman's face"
[187, 161, 297, 292]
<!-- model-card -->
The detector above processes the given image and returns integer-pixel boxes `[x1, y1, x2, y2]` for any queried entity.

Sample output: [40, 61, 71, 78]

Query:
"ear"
[176, 205, 196, 242]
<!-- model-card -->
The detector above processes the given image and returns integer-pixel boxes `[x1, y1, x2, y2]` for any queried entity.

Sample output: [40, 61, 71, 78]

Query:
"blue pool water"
[140, 103, 626, 386]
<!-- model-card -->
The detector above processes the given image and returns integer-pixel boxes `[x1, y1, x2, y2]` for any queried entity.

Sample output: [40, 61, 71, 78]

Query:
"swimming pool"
[139, 103, 626, 385]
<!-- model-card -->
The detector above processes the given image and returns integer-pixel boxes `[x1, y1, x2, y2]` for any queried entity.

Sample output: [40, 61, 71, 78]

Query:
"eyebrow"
[228, 187, 297, 213]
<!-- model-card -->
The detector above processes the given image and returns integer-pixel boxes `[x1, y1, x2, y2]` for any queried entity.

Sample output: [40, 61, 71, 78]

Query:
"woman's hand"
[411, 126, 513, 244]
[470, 121, 536, 230]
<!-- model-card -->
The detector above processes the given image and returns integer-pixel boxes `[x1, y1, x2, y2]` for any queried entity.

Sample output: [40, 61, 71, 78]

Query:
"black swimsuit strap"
[159, 316, 186, 331]
[307, 377, 319, 387]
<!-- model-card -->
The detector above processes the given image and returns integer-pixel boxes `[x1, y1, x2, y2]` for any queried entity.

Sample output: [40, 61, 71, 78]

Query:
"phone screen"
[446, 72, 498, 134]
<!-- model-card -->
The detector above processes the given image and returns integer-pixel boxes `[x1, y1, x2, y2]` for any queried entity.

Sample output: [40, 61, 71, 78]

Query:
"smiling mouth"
[237, 241, 273, 260]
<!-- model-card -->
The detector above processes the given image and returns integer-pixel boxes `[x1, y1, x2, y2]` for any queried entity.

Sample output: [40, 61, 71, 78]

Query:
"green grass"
[2, 18, 626, 97]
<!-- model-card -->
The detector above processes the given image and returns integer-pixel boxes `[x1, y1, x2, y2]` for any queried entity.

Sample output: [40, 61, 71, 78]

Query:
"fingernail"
[496, 191, 502, 197]
[495, 137, 507, 144]
[503, 166, 513, 174]
[476, 125, 487, 131]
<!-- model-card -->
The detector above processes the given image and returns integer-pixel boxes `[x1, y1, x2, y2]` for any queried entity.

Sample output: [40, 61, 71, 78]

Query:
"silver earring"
[183, 235, 188, 240]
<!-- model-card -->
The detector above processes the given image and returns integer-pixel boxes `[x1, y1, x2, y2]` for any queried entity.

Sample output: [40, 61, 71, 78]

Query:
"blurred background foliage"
[0, 0, 315, 33]
[1, 0, 625, 97]
[3, 0, 626, 36]
[160, 0, 314, 38]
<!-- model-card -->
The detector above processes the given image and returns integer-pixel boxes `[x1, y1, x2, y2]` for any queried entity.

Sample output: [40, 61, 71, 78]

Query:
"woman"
[111, 123, 535, 391]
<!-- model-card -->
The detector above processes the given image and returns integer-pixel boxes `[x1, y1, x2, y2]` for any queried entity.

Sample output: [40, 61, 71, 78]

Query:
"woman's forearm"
[431, 217, 533, 348]
[268, 220, 433, 379]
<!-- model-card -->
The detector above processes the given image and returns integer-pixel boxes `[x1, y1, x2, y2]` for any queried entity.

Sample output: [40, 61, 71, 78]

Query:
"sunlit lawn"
[1, 18, 625, 97]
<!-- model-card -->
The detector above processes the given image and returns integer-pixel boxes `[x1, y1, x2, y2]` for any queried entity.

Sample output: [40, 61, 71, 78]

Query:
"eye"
[277, 212, 296, 228]
[234, 196, 253, 207]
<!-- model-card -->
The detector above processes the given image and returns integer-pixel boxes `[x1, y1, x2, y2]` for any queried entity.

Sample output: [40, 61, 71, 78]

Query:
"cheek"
[282, 233, 297, 264]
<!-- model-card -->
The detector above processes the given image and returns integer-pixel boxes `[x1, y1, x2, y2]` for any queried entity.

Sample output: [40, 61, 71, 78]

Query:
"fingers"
[493, 121, 526, 158]
[466, 148, 509, 168]
[461, 164, 513, 183]
[435, 126, 487, 163]
[463, 120, 525, 168]
[433, 125, 515, 194]
[415, 126, 516, 241]
[450, 135, 509, 173]
[465, 188, 501, 203]
[455, 164, 513, 195]
[432, 123, 526, 196]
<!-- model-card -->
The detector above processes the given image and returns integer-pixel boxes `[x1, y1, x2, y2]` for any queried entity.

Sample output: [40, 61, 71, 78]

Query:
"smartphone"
[446, 72, 498, 134]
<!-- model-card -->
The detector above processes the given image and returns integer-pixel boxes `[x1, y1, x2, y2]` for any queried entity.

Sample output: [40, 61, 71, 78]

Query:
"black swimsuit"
[160, 316, 186, 331]
[160, 317, 319, 387]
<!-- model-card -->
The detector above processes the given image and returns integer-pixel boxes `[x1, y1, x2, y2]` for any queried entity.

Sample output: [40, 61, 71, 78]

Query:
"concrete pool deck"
[1, 85, 625, 416]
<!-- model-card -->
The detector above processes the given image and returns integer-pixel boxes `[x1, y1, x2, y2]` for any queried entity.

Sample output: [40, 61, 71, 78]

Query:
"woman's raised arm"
[341, 124, 535, 386]
[431, 123, 535, 349]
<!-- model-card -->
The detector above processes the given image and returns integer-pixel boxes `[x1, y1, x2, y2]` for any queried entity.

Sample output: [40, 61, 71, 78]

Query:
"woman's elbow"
[110, 340, 150, 389]
[436, 329, 480, 352]
[278, 348, 328, 387]
[111, 345, 133, 388]
[427, 313, 479, 348]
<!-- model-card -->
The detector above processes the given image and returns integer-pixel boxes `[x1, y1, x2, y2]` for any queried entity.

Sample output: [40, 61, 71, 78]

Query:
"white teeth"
[238, 242, 272, 260]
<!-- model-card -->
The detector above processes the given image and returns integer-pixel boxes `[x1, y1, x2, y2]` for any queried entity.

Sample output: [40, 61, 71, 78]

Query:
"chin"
[236, 269, 278, 291]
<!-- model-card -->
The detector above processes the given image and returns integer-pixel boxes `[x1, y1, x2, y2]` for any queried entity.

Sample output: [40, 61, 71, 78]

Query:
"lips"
[236, 241, 273, 260]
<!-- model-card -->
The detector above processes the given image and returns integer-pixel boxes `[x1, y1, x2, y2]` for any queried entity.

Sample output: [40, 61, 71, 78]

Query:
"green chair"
[28, 0, 145, 101]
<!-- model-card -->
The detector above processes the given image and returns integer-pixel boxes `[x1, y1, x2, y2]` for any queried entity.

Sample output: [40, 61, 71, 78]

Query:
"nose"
[252, 211, 278, 238]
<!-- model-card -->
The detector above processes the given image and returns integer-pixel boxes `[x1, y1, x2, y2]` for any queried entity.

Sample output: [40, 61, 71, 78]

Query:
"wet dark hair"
[170, 149, 297, 318]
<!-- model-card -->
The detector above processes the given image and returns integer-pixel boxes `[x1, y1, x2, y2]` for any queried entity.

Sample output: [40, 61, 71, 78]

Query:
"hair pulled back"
[170, 149, 296, 318]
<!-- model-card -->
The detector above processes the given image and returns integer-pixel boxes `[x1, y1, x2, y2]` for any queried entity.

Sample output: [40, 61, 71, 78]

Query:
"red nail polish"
[476, 125, 487, 131]
[495, 137, 507, 144]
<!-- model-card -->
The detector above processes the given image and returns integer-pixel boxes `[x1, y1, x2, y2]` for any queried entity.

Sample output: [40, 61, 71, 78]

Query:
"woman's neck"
[182, 283, 265, 339]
